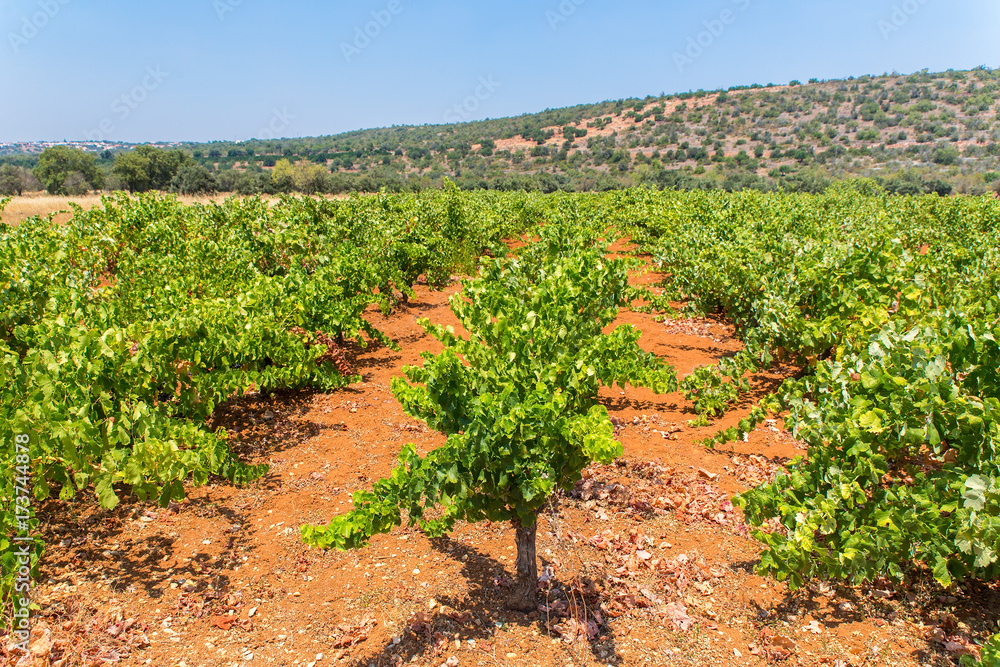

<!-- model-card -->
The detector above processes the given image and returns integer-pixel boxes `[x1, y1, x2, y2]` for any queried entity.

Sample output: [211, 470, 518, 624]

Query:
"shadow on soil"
[38, 492, 258, 606]
[730, 556, 1000, 666]
[347, 536, 624, 667]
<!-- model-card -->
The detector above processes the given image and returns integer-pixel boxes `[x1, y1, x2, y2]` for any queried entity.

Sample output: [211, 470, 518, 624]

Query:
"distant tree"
[170, 164, 219, 195]
[0, 164, 33, 196]
[882, 171, 926, 196]
[366, 165, 407, 192]
[62, 171, 90, 196]
[931, 146, 960, 165]
[325, 171, 353, 194]
[294, 163, 330, 194]
[34, 146, 104, 194]
[720, 172, 773, 193]
[778, 170, 831, 194]
[215, 169, 239, 193]
[111, 151, 152, 193]
[0, 165, 22, 196]
[234, 172, 272, 196]
[142, 147, 191, 189]
[685, 147, 709, 161]
[270, 159, 296, 192]
[214, 169, 271, 195]
[924, 178, 953, 196]
[103, 173, 125, 192]
[112, 146, 191, 192]
[23, 169, 42, 192]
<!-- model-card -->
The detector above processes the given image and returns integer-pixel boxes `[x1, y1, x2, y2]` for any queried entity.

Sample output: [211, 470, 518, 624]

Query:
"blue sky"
[1, 0, 997, 143]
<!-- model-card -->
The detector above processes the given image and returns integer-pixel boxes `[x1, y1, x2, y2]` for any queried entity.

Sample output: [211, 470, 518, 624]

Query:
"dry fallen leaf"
[212, 615, 237, 631]
[803, 620, 823, 634]
[764, 632, 797, 661]
[408, 611, 432, 634]
[27, 622, 52, 660]
[446, 611, 472, 624]
[331, 614, 377, 649]
[663, 602, 694, 632]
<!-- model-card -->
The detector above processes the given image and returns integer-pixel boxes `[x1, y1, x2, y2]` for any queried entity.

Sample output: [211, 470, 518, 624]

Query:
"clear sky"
[1, 0, 998, 143]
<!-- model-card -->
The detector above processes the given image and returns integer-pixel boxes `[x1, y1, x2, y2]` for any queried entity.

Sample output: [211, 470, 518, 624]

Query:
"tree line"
[3, 144, 985, 200]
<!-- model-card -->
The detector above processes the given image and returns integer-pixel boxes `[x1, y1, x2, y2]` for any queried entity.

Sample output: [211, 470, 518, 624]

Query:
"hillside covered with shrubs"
[2, 67, 999, 197]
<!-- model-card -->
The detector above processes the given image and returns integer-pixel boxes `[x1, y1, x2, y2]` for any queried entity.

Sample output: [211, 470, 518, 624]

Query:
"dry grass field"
[0, 191, 360, 226]
[0, 192, 241, 226]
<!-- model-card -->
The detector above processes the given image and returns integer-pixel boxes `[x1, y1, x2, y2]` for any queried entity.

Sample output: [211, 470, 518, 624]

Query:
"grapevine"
[302, 216, 678, 611]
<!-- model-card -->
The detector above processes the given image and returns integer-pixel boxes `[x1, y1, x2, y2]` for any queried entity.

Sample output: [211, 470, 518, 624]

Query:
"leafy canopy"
[302, 216, 678, 549]
[617, 186, 1000, 589]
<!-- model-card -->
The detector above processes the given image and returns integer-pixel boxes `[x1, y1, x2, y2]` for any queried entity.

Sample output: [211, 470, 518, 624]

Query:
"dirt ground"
[3, 265, 998, 667]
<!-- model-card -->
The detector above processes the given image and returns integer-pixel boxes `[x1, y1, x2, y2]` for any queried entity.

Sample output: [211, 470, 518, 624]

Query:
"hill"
[4, 66, 1000, 196]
